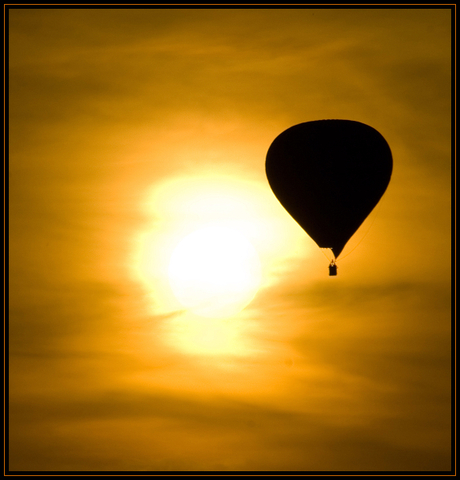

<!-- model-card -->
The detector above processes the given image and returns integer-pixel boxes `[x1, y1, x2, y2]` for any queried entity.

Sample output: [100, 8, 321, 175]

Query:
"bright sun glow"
[131, 172, 310, 356]
[168, 226, 261, 318]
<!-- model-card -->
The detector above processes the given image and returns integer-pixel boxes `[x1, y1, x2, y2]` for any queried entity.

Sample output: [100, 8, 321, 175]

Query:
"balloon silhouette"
[265, 120, 392, 275]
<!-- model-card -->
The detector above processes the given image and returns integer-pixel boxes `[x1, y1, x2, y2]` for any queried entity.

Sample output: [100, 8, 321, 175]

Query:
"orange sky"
[8, 7, 452, 473]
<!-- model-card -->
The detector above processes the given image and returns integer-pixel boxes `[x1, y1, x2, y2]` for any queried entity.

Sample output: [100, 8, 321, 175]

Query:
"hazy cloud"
[8, 7, 451, 473]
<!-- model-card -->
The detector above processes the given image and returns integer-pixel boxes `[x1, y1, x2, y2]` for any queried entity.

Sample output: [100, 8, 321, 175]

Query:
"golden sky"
[8, 7, 452, 472]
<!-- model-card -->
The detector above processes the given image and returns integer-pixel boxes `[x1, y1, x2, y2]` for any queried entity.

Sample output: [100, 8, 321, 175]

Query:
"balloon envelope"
[266, 120, 392, 259]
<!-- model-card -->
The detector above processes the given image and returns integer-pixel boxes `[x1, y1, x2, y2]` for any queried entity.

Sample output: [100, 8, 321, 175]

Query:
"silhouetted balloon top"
[266, 120, 392, 265]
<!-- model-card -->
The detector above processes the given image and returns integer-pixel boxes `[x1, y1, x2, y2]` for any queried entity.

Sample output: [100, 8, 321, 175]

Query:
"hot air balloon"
[265, 119, 392, 275]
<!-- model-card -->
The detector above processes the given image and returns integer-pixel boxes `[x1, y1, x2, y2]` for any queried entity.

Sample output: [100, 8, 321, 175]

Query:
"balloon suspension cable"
[320, 248, 334, 263]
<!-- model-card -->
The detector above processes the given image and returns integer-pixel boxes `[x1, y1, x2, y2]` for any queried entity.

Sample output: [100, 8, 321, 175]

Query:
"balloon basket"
[329, 263, 337, 276]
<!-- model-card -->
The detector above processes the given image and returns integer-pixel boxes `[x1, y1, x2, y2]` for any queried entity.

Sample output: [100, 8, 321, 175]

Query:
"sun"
[168, 226, 261, 318]
[131, 173, 311, 357]
[133, 174, 310, 318]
